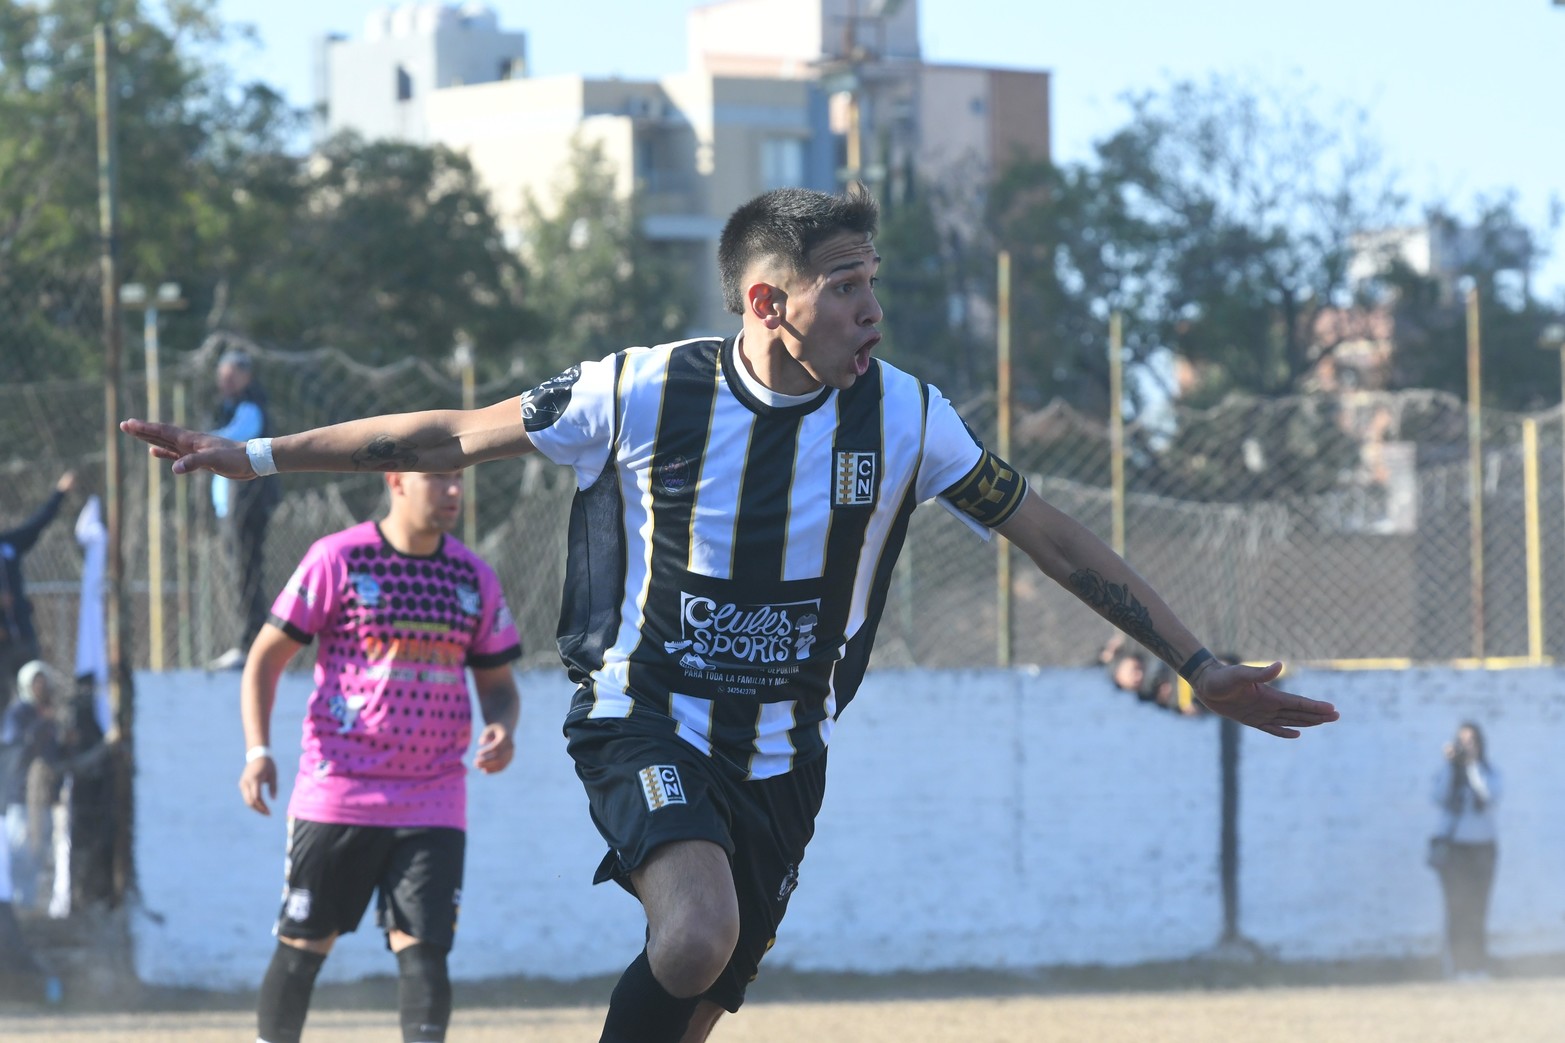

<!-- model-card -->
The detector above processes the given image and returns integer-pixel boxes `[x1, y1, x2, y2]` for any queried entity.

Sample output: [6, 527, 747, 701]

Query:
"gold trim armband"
[941, 450, 1027, 528]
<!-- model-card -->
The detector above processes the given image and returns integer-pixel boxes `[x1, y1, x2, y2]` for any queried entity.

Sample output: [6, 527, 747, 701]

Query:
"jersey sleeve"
[917, 386, 1028, 536]
[268, 541, 340, 645]
[466, 564, 523, 670]
[520, 354, 620, 488]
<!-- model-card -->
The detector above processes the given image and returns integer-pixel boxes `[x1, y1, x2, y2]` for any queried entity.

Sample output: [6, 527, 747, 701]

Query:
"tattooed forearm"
[1068, 568, 1180, 666]
[351, 435, 421, 472]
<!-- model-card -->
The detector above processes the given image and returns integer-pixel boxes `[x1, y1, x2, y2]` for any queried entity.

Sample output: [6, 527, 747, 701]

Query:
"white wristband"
[245, 437, 277, 477]
[245, 745, 273, 764]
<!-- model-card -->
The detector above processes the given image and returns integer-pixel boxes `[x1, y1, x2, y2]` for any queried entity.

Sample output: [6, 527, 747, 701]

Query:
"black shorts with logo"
[565, 717, 828, 1013]
[276, 819, 466, 951]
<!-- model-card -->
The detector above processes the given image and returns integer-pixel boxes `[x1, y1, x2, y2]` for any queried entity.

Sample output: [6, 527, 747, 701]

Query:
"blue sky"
[217, 0, 1565, 299]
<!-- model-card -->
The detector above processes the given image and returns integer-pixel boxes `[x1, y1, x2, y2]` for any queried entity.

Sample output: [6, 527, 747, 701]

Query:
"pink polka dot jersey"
[269, 521, 521, 830]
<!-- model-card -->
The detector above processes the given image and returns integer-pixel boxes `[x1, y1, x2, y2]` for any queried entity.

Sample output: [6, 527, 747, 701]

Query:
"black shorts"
[276, 819, 466, 951]
[566, 719, 828, 1013]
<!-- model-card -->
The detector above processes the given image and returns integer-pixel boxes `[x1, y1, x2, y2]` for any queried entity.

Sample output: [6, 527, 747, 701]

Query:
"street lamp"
[120, 281, 186, 671]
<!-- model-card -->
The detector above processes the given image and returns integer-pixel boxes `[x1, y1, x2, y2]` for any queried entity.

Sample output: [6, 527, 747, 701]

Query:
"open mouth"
[854, 335, 880, 376]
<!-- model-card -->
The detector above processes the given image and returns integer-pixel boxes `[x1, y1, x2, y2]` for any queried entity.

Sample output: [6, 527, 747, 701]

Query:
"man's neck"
[378, 517, 441, 557]
[735, 327, 821, 397]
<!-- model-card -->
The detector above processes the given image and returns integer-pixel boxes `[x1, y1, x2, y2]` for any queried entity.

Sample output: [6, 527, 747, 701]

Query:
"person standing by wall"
[1431, 720, 1500, 980]
[0, 472, 76, 707]
[208, 349, 280, 671]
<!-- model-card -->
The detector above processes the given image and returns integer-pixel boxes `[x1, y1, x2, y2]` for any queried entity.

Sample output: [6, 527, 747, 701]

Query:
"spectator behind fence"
[62, 672, 115, 912]
[208, 349, 280, 672]
[0, 472, 76, 709]
[1430, 720, 1500, 980]
[0, 659, 64, 911]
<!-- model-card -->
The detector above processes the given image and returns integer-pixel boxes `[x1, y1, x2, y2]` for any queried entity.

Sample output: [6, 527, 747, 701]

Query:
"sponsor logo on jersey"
[455, 583, 481, 616]
[639, 764, 687, 811]
[833, 450, 877, 507]
[495, 600, 514, 633]
[675, 594, 823, 667]
[655, 453, 692, 495]
[285, 888, 313, 922]
[351, 571, 382, 608]
[520, 365, 581, 432]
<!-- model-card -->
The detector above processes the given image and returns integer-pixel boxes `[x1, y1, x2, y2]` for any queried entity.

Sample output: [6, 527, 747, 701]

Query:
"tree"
[873, 184, 981, 395]
[0, 0, 271, 378]
[1094, 74, 1406, 400]
[517, 138, 693, 378]
[218, 132, 537, 376]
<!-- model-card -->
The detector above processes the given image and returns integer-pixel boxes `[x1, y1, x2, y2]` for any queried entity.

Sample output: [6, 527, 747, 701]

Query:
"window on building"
[396, 65, 413, 101]
[760, 138, 805, 191]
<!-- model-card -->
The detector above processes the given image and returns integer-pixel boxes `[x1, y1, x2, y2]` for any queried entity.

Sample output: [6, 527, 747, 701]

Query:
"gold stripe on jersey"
[943, 449, 1027, 528]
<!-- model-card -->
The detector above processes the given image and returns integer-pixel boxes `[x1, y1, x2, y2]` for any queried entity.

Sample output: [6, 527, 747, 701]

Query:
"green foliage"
[873, 187, 981, 394]
[517, 138, 693, 378]
[218, 133, 537, 376]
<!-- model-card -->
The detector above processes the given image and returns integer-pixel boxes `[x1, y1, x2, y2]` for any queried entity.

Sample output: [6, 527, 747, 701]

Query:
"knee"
[646, 910, 739, 998]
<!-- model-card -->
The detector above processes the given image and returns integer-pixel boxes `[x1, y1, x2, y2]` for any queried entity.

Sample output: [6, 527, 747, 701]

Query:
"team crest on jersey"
[833, 450, 878, 507]
[520, 365, 581, 432]
[655, 454, 691, 495]
[639, 765, 687, 811]
[285, 888, 313, 921]
[455, 583, 481, 616]
[351, 571, 382, 608]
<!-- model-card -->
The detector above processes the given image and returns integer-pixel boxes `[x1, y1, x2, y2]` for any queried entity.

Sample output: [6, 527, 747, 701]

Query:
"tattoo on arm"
[350, 435, 420, 472]
[1068, 568, 1180, 667]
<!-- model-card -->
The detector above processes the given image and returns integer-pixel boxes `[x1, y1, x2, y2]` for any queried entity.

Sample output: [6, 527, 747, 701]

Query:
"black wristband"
[1178, 647, 1215, 683]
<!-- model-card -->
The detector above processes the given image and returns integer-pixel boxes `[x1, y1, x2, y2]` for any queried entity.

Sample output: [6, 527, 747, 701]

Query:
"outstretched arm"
[995, 490, 1339, 738]
[121, 398, 537, 480]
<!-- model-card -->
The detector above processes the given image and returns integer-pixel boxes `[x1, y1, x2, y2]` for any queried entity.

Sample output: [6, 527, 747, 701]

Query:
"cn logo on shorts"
[639, 765, 687, 811]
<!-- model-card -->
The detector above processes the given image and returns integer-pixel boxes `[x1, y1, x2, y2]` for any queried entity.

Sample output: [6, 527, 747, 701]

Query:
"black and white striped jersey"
[524, 335, 1026, 779]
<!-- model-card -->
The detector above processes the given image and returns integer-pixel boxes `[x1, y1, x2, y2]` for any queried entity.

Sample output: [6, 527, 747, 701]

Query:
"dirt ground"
[5, 966, 1565, 1042]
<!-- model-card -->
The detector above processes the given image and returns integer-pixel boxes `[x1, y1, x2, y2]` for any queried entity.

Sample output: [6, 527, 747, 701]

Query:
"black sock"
[600, 949, 701, 1043]
[396, 943, 452, 1043]
[257, 942, 326, 1043]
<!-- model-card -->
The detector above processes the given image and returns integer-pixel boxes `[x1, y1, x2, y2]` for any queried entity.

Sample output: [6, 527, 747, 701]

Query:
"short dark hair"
[717, 186, 880, 315]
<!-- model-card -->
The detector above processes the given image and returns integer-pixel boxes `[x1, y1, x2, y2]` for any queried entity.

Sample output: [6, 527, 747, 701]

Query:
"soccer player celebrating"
[124, 186, 1337, 1043]
[237, 469, 521, 1043]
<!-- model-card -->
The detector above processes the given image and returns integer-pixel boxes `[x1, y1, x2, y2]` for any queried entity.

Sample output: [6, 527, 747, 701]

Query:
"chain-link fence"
[4, 325, 1563, 678]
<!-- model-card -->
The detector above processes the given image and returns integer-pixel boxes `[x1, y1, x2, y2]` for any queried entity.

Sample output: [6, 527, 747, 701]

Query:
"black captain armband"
[942, 450, 1028, 528]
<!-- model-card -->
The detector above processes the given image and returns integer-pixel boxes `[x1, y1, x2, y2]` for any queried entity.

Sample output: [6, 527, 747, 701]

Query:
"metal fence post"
[1109, 312, 1125, 556]
[996, 250, 1013, 668]
[1466, 286, 1485, 659]
[1524, 418, 1544, 662]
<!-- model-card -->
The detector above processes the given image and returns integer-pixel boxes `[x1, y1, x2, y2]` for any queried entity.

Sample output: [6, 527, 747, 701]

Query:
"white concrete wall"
[130, 666, 1565, 988]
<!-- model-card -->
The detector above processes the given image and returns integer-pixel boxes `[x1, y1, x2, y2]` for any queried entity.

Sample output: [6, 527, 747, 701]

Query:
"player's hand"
[120, 419, 253, 479]
[473, 722, 515, 774]
[239, 756, 277, 815]
[1193, 661, 1339, 738]
[56, 470, 77, 494]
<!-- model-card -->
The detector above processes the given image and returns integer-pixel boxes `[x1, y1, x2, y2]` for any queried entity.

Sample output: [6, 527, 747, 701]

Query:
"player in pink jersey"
[237, 469, 521, 1043]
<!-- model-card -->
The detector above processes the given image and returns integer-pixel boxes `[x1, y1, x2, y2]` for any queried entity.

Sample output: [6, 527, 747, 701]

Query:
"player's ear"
[384, 471, 403, 498]
[746, 281, 786, 329]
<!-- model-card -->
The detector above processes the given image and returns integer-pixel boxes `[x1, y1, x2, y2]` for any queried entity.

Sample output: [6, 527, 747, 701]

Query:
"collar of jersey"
[720, 335, 834, 419]
[373, 521, 447, 560]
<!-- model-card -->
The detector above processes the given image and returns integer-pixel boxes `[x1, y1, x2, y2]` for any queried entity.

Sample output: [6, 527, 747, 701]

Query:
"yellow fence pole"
[996, 250, 1013, 668]
[1524, 419, 1544, 662]
[1109, 312, 1125, 557]
[1466, 286, 1485, 659]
